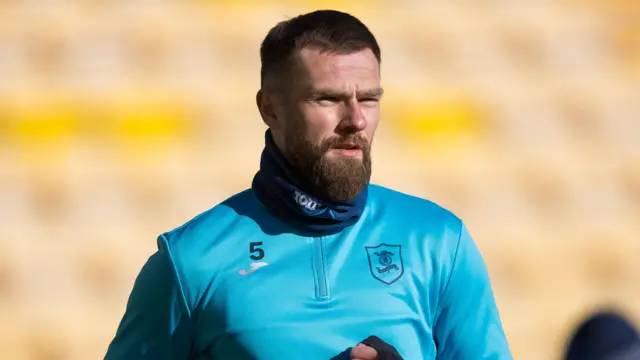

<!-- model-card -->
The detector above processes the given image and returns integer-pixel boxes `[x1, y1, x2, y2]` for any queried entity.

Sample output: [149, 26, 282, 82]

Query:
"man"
[104, 10, 512, 360]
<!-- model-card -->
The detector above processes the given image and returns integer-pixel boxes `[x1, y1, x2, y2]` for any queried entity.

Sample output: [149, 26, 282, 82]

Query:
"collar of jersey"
[251, 130, 368, 234]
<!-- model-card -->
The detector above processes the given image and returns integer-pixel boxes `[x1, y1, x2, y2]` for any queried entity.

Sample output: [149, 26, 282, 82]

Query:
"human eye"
[358, 97, 380, 105]
[315, 96, 340, 104]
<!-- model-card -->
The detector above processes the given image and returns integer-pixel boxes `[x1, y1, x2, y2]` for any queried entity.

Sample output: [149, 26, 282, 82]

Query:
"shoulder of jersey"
[367, 183, 462, 230]
[160, 189, 260, 248]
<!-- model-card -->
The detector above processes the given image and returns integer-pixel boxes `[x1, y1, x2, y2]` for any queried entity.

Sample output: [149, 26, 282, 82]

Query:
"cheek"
[303, 104, 341, 124]
[300, 104, 341, 137]
[363, 106, 380, 133]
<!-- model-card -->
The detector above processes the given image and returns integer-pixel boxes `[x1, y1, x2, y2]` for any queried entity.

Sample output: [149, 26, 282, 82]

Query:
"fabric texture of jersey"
[104, 184, 513, 359]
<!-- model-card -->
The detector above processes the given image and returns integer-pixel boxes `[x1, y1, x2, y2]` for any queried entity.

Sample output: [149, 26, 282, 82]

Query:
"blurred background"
[0, 1, 638, 359]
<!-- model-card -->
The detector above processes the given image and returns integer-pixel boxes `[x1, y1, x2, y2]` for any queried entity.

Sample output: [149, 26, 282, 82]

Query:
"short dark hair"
[259, 10, 381, 89]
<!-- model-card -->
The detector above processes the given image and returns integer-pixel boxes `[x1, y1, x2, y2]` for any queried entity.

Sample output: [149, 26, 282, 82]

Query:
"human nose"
[339, 100, 367, 132]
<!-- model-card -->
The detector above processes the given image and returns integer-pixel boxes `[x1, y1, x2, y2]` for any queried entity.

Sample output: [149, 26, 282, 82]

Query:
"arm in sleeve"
[104, 235, 194, 360]
[433, 223, 513, 360]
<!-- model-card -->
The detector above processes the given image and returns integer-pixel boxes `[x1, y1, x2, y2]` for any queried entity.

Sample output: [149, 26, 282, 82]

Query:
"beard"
[283, 128, 372, 202]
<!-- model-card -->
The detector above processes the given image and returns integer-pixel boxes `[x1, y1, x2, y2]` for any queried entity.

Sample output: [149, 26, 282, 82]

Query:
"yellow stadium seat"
[614, 26, 640, 73]
[385, 91, 485, 149]
[3, 93, 87, 167]
[571, 0, 640, 14]
[283, 0, 363, 14]
[98, 91, 194, 163]
[25, 321, 73, 360]
[7, 96, 80, 142]
[193, 0, 355, 8]
[72, 235, 157, 304]
[70, 317, 117, 360]
[193, 0, 262, 6]
[0, 314, 29, 360]
[0, 101, 9, 140]
[75, 244, 128, 301]
[619, 167, 640, 209]
[108, 100, 189, 139]
[0, 249, 16, 302]
[0, 311, 72, 360]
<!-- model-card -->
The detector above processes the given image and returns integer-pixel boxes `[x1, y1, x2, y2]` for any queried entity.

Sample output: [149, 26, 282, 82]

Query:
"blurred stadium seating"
[0, 1, 638, 359]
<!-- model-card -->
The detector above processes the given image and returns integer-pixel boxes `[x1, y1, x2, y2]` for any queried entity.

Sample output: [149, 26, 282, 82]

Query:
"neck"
[251, 130, 368, 234]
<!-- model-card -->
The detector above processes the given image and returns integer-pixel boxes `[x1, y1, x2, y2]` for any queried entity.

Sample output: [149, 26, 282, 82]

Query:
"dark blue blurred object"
[565, 309, 640, 360]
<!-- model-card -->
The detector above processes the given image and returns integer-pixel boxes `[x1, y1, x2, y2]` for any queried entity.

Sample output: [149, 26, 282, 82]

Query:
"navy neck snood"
[251, 130, 368, 234]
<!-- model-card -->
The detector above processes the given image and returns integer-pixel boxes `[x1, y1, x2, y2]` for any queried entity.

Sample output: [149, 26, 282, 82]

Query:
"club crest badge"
[365, 243, 404, 285]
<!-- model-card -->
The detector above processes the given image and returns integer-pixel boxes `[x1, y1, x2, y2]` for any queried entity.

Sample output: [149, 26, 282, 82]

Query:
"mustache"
[321, 135, 370, 152]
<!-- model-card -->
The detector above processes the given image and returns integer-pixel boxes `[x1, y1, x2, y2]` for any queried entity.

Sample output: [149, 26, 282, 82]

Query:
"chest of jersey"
[195, 227, 437, 360]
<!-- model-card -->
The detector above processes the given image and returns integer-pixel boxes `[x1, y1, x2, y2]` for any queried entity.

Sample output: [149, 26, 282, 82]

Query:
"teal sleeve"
[433, 223, 513, 359]
[104, 235, 194, 359]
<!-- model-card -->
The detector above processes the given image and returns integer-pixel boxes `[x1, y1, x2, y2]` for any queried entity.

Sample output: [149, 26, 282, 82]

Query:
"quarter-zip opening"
[311, 236, 330, 300]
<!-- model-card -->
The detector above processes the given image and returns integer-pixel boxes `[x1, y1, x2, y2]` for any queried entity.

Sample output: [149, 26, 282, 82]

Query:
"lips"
[333, 142, 361, 150]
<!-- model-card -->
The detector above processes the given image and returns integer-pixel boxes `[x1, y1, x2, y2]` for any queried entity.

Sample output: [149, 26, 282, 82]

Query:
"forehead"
[291, 47, 380, 91]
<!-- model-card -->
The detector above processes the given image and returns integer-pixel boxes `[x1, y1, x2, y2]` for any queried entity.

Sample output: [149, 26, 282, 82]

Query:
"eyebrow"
[358, 88, 384, 98]
[308, 87, 384, 99]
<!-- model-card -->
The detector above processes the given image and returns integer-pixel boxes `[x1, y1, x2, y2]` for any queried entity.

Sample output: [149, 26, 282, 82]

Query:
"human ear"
[256, 89, 280, 129]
